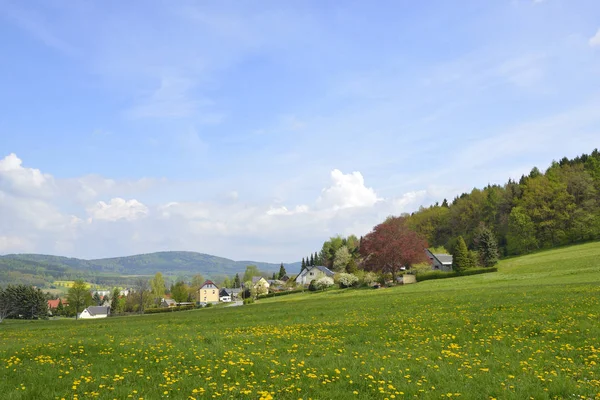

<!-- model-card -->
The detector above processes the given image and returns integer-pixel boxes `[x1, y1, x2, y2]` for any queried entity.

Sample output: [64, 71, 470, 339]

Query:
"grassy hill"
[0, 251, 301, 287]
[1, 242, 599, 399]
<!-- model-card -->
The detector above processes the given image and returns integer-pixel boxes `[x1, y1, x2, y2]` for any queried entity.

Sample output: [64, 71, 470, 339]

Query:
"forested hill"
[406, 149, 600, 256]
[0, 251, 301, 287]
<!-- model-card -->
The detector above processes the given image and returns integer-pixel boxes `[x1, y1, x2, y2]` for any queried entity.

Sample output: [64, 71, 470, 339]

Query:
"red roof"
[200, 280, 218, 289]
[47, 299, 68, 309]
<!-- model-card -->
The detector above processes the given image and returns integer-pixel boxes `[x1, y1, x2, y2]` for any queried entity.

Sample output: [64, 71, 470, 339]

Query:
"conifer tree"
[278, 263, 287, 279]
[301, 258, 306, 271]
[310, 254, 314, 266]
[452, 236, 470, 272]
[314, 252, 319, 265]
[474, 225, 500, 267]
[233, 273, 241, 288]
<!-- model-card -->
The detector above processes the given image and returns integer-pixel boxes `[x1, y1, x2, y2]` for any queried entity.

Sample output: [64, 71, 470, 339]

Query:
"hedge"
[257, 289, 303, 299]
[416, 267, 498, 282]
[144, 305, 195, 314]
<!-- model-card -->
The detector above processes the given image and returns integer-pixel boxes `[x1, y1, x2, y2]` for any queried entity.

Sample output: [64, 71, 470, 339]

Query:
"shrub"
[308, 280, 318, 292]
[144, 305, 194, 314]
[336, 273, 359, 288]
[205, 303, 213, 308]
[315, 277, 334, 290]
[257, 289, 303, 299]
[416, 267, 498, 282]
[243, 297, 254, 305]
[362, 272, 379, 286]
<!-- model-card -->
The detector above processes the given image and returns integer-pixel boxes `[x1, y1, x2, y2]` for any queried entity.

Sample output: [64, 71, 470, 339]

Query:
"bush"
[144, 305, 194, 314]
[308, 280, 318, 292]
[205, 303, 213, 308]
[257, 289, 303, 299]
[315, 277, 334, 290]
[416, 267, 498, 282]
[243, 298, 254, 305]
[362, 272, 379, 286]
[336, 273, 359, 288]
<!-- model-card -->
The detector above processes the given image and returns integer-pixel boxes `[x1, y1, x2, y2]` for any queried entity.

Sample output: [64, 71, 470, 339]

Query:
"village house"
[47, 298, 68, 310]
[197, 280, 219, 305]
[295, 265, 335, 286]
[79, 306, 110, 319]
[251, 276, 270, 294]
[219, 288, 241, 302]
[161, 298, 177, 308]
[425, 249, 453, 271]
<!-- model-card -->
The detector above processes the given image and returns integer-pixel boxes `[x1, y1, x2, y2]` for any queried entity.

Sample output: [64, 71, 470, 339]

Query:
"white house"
[295, 265, 335, 286]
[79, 306, 110, 319]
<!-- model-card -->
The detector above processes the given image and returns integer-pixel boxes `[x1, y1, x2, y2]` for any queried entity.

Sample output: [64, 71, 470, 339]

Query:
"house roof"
[433, 254, 453, 265]
[47, 299, 67, 308]
[280, 275, 290, 281]
[251, 276, 266, 284]
[220, 288, 241, 295]
[84, 306, 110, 316]
[162, 298, 177, 305]
[311, 265, 335, 276]
[200, 280, 218, 289]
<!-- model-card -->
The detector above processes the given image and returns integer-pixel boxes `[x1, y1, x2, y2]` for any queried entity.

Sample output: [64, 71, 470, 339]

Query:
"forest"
[405, 149, 600, 255]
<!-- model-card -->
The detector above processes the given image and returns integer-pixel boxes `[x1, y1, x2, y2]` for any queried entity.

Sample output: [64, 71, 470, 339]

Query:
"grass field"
[2, 243, 600, 399]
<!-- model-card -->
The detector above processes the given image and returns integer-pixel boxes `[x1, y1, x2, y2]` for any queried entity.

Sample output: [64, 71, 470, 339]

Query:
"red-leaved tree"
[360, 216, 428, 280]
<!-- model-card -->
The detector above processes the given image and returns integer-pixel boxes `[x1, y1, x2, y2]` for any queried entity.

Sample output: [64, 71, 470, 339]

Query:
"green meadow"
[2, 243, 600, 400]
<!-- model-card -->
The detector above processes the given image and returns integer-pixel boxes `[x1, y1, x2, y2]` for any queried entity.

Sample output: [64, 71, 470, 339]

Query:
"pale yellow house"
[251, 276, 270, 295]
[197, 280, 219, 304]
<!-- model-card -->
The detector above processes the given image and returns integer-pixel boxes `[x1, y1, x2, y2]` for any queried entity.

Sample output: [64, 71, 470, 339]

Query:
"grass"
[2, 242, 600, 399]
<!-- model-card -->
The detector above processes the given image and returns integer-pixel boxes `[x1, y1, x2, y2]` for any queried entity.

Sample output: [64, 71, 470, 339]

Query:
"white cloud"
[590, 29, 600, 48]
[88, 198, 149, 222]
[0, 153, 55, 197]
[317, 169, 380, 210]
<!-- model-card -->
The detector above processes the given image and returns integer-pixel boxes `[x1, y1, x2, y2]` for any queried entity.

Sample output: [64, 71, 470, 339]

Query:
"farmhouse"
[426, 249, 453, 271]
[197, 280, 219, 304]
[47, 298, 68, 310]
[161, 298, 177, 308]
[249, 276, 270, 294]
[219, 288, 241, 302]
[79, 306, 110, 319]
[295, 265, 335, 286]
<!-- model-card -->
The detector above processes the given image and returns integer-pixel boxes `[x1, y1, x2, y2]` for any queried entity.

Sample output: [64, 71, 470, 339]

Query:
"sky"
[1, 0, 599, 263]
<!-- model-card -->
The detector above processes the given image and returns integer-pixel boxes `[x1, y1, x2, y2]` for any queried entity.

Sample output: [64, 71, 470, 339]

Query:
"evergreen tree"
[92, 292, 102, 306]
[314, 252, 319, 265]
[474, 225, 500, 267]
[56, 298, 64, 316]
[233, 273, 241, 288]
[278, 263, 287, 279]
[346, 258, 358, 274]
[310, 254, 314, 266]
[301, 258, 306, 271]
[271, 272, 276, 280]
[468, 250, 480, 268]
[452, 236, 470, 272]
[110, 288, 120, 315]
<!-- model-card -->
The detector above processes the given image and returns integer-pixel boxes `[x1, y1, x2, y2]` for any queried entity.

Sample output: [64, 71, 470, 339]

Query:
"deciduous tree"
[67, 280, 93, 320]
[360, 216, 428, 280]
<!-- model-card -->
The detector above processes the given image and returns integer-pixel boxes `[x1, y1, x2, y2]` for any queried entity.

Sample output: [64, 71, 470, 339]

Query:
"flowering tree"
[315, 277, 334, 290]
[336, 273, 359, 288]
[360, 216, 429, 280]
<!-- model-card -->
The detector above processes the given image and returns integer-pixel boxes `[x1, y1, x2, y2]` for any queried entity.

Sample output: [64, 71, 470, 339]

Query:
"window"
[212, 290, 215, 294]
[309, 272, 314, 276]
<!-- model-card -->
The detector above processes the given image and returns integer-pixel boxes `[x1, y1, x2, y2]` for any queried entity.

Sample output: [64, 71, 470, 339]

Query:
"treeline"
[0, 285, 48, 322]
[406, 149, 600, 256]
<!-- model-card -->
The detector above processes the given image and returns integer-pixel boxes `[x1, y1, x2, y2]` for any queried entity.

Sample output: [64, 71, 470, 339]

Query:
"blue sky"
[1, 0, 599, 262]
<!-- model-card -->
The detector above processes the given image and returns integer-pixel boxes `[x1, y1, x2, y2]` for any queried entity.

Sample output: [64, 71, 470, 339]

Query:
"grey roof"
[311, 265, 335, 276]
[220, 288, 241, 295]
[85, 306, 109, 316]
[434, 254, 453, 265]
[251, 276, 265, 284]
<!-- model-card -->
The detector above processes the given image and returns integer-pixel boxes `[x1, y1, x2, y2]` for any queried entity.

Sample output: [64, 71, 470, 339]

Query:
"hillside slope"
[0, 251, 301, 287]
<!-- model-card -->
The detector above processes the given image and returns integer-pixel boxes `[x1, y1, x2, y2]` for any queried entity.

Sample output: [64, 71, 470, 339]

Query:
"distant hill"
[0, 252, 301, 288]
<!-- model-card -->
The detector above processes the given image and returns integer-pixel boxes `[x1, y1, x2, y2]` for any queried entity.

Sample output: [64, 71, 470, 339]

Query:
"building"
[219, 288, 242, 302]
[425, 249, 453, 271]
[295, 265, 335, 286]
[197, 280, 219, 304]
[251, 276, 270, 294]
[79, 306, 110, 319]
